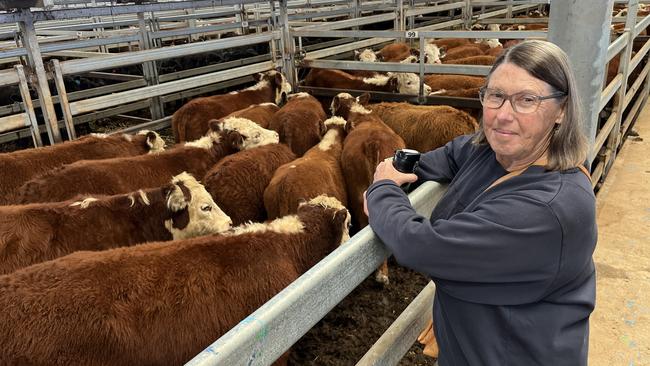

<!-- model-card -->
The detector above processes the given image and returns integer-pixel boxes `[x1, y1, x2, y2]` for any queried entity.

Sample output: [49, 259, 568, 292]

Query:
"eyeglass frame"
[478, 86, 567, 114]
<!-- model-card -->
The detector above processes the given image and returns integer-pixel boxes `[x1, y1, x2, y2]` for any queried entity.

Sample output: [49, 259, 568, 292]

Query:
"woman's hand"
[364, 160, 418, 216]
[373, 159, 418, 186]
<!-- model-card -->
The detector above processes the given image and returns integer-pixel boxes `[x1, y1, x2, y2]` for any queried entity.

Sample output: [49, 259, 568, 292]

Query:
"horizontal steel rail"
[0, 1, 267, 23]
[293, 29, 547, 39]
[591, 110, 618, 163]
[607, 32, 629, 63]
[634, 13, 650, 37]
[628, 37, 650, 74]
[302, 58, 491, 76]
[59, 31, 278, 75]
[0, 68, 19, 86]
[622, 79, 648, 136]
[600, 73, 623, 111]
[68, 60, 274, 115]
[625, 56, 650, 108]
[405, 2, 464, 17]
[294, 13, 397, 31]
[0, 113, 28, 134]
[186, 180, 448, 366]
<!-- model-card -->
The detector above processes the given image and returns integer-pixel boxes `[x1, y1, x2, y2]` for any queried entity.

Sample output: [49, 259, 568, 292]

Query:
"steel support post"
[51, 59, 76, 140]
[605, 0, 638, 177]
[463, 0, 472, 30]
[18, 9, 62, 144]
[137, 12, 164, 120]
[548, 0, 614, 167]
[278, 0, 297, 88]
[15, 65, 43, 147]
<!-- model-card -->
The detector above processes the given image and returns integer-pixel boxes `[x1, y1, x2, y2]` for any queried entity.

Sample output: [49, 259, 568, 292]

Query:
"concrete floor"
[590, 101, 650, 365]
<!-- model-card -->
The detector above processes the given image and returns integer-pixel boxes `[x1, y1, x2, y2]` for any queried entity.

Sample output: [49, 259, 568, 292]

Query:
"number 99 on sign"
[405, 31, 418, 38]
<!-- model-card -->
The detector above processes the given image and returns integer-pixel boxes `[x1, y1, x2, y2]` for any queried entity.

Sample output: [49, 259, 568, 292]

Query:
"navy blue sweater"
[366, 134, 597, 366]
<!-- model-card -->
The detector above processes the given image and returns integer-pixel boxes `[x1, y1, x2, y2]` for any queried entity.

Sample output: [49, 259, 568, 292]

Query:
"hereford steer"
[331, 92, 405, 284]
[0, 173, 231, 275]
[16, 130, 244, 204]
[303, 68, 430, 95]
[264, 116, 348, 219]
[172, 70, 291, 142]
[203, 119, 295, 225]
[0, 130, 165, 205]
[268, 92, 327, 156]
[0, 195, 349, 366]
[367, 102, 479, 153]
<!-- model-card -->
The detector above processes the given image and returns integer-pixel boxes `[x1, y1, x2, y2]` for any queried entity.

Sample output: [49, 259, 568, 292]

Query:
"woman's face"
[482, 62, 564, 167]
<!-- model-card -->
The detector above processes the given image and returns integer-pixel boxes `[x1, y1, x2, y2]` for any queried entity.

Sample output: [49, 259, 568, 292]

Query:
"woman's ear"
[554, 109, 565, 124]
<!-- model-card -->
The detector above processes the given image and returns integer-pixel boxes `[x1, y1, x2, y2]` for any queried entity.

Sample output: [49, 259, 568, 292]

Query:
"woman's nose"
[495, 98, 516, 119]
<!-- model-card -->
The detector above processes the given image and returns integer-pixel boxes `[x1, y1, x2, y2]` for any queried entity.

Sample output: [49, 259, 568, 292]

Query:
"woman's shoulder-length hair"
[472, 40, 589, 171]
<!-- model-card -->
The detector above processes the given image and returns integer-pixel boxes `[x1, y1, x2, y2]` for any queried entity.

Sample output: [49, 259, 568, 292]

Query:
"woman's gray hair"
[472, 40, 588, 171]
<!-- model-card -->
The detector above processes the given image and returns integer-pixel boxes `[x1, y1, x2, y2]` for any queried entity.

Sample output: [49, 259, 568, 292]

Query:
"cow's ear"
[229, 131, 244, 150]
[145, 131, 157, 147]
[274, 72, 283, 86]
[319, 119, 327, 138]
[410, 48, 420, 57]
[253, 72, 263, 82]
[439, 47, 447, 59]
[387, 76, 399, 92]
[330, 96, 340, 116]
[166, 183, 190, 212]
[357, 92, 371, 105]
[333, 208, 349, 229]
[354, 50, 360, 59]
[208, 119, 222, 132]
[344, 120, 354, 134]
[374, 51, 382, 61]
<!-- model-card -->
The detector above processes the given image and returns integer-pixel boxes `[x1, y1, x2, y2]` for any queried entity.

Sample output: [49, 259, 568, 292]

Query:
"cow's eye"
[201, 205, 212, 212]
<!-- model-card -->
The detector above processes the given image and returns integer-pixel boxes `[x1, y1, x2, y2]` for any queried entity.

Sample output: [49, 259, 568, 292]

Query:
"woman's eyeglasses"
[479, 87, 566, 114]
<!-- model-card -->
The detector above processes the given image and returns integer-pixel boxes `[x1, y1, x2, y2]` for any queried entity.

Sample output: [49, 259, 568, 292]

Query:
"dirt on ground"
[288, 262, 437, 366]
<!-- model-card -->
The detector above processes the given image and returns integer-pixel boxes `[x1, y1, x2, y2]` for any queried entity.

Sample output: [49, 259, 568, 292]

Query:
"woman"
[364, 40, 597, 365]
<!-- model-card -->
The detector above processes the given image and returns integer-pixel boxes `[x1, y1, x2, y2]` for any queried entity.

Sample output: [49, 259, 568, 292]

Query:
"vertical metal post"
[548, 0, 614, 166]
[18, 9, 62, 144]
[137, 12, 164, 120]
[15, 65, 43, 147]
[418, 35, 426, 104]
[51, 59, 76, 140]
[278, 0, 297, 88]
[605, 0, 638, 176]
[463, 0, 472, 30]
[186, 8, 199, 43]
[269, 1, 279, 64]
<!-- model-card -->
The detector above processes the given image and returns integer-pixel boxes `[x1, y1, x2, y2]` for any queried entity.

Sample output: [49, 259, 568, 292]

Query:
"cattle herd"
[0, 33, 494, 364]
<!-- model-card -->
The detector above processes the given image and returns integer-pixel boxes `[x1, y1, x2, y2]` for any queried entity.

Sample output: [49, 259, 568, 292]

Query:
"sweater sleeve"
[366, 180, 563, 305]
[415, 134, 477, 183]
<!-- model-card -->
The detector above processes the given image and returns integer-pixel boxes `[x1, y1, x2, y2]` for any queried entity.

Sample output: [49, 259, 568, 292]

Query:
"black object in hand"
[392, 149, 421, 173]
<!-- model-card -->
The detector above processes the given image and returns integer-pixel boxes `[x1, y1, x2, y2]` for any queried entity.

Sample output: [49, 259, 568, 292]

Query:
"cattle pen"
[0, 1, 648, 365]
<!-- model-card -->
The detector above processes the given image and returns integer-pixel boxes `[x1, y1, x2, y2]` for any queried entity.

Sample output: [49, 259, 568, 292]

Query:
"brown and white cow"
[302, 68, 431, 95]
[331, 92, 405, 284]
[264, 116, 348, 219]
[367, 102, 479, 153]
[203, 118, 295, 225]
[268, 92, 327, 156]
[0, 172, 231, 275]
[0, 195, 349, 366]
[16, 130, 244, 204]
[172, 70, 292, 142]
[0, 130, 165, 205]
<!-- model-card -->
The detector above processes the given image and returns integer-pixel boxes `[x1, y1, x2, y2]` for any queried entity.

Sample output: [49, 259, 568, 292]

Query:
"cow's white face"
[393, 73, 431, 95]
[221, 117, 279, 149]
[485, 38, 502, 48]
[330, 93, 354, 116]
[136, 130, 166, 153]
[423, 44, 443, 64]
[270, 70, 292, 104]
[357, 49, 377, 62]
[164, 172, 232, 240]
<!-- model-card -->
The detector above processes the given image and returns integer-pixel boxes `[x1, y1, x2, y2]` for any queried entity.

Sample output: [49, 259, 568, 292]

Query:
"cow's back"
[203, 143, 296, 225]
[0, 135, 152, 205]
